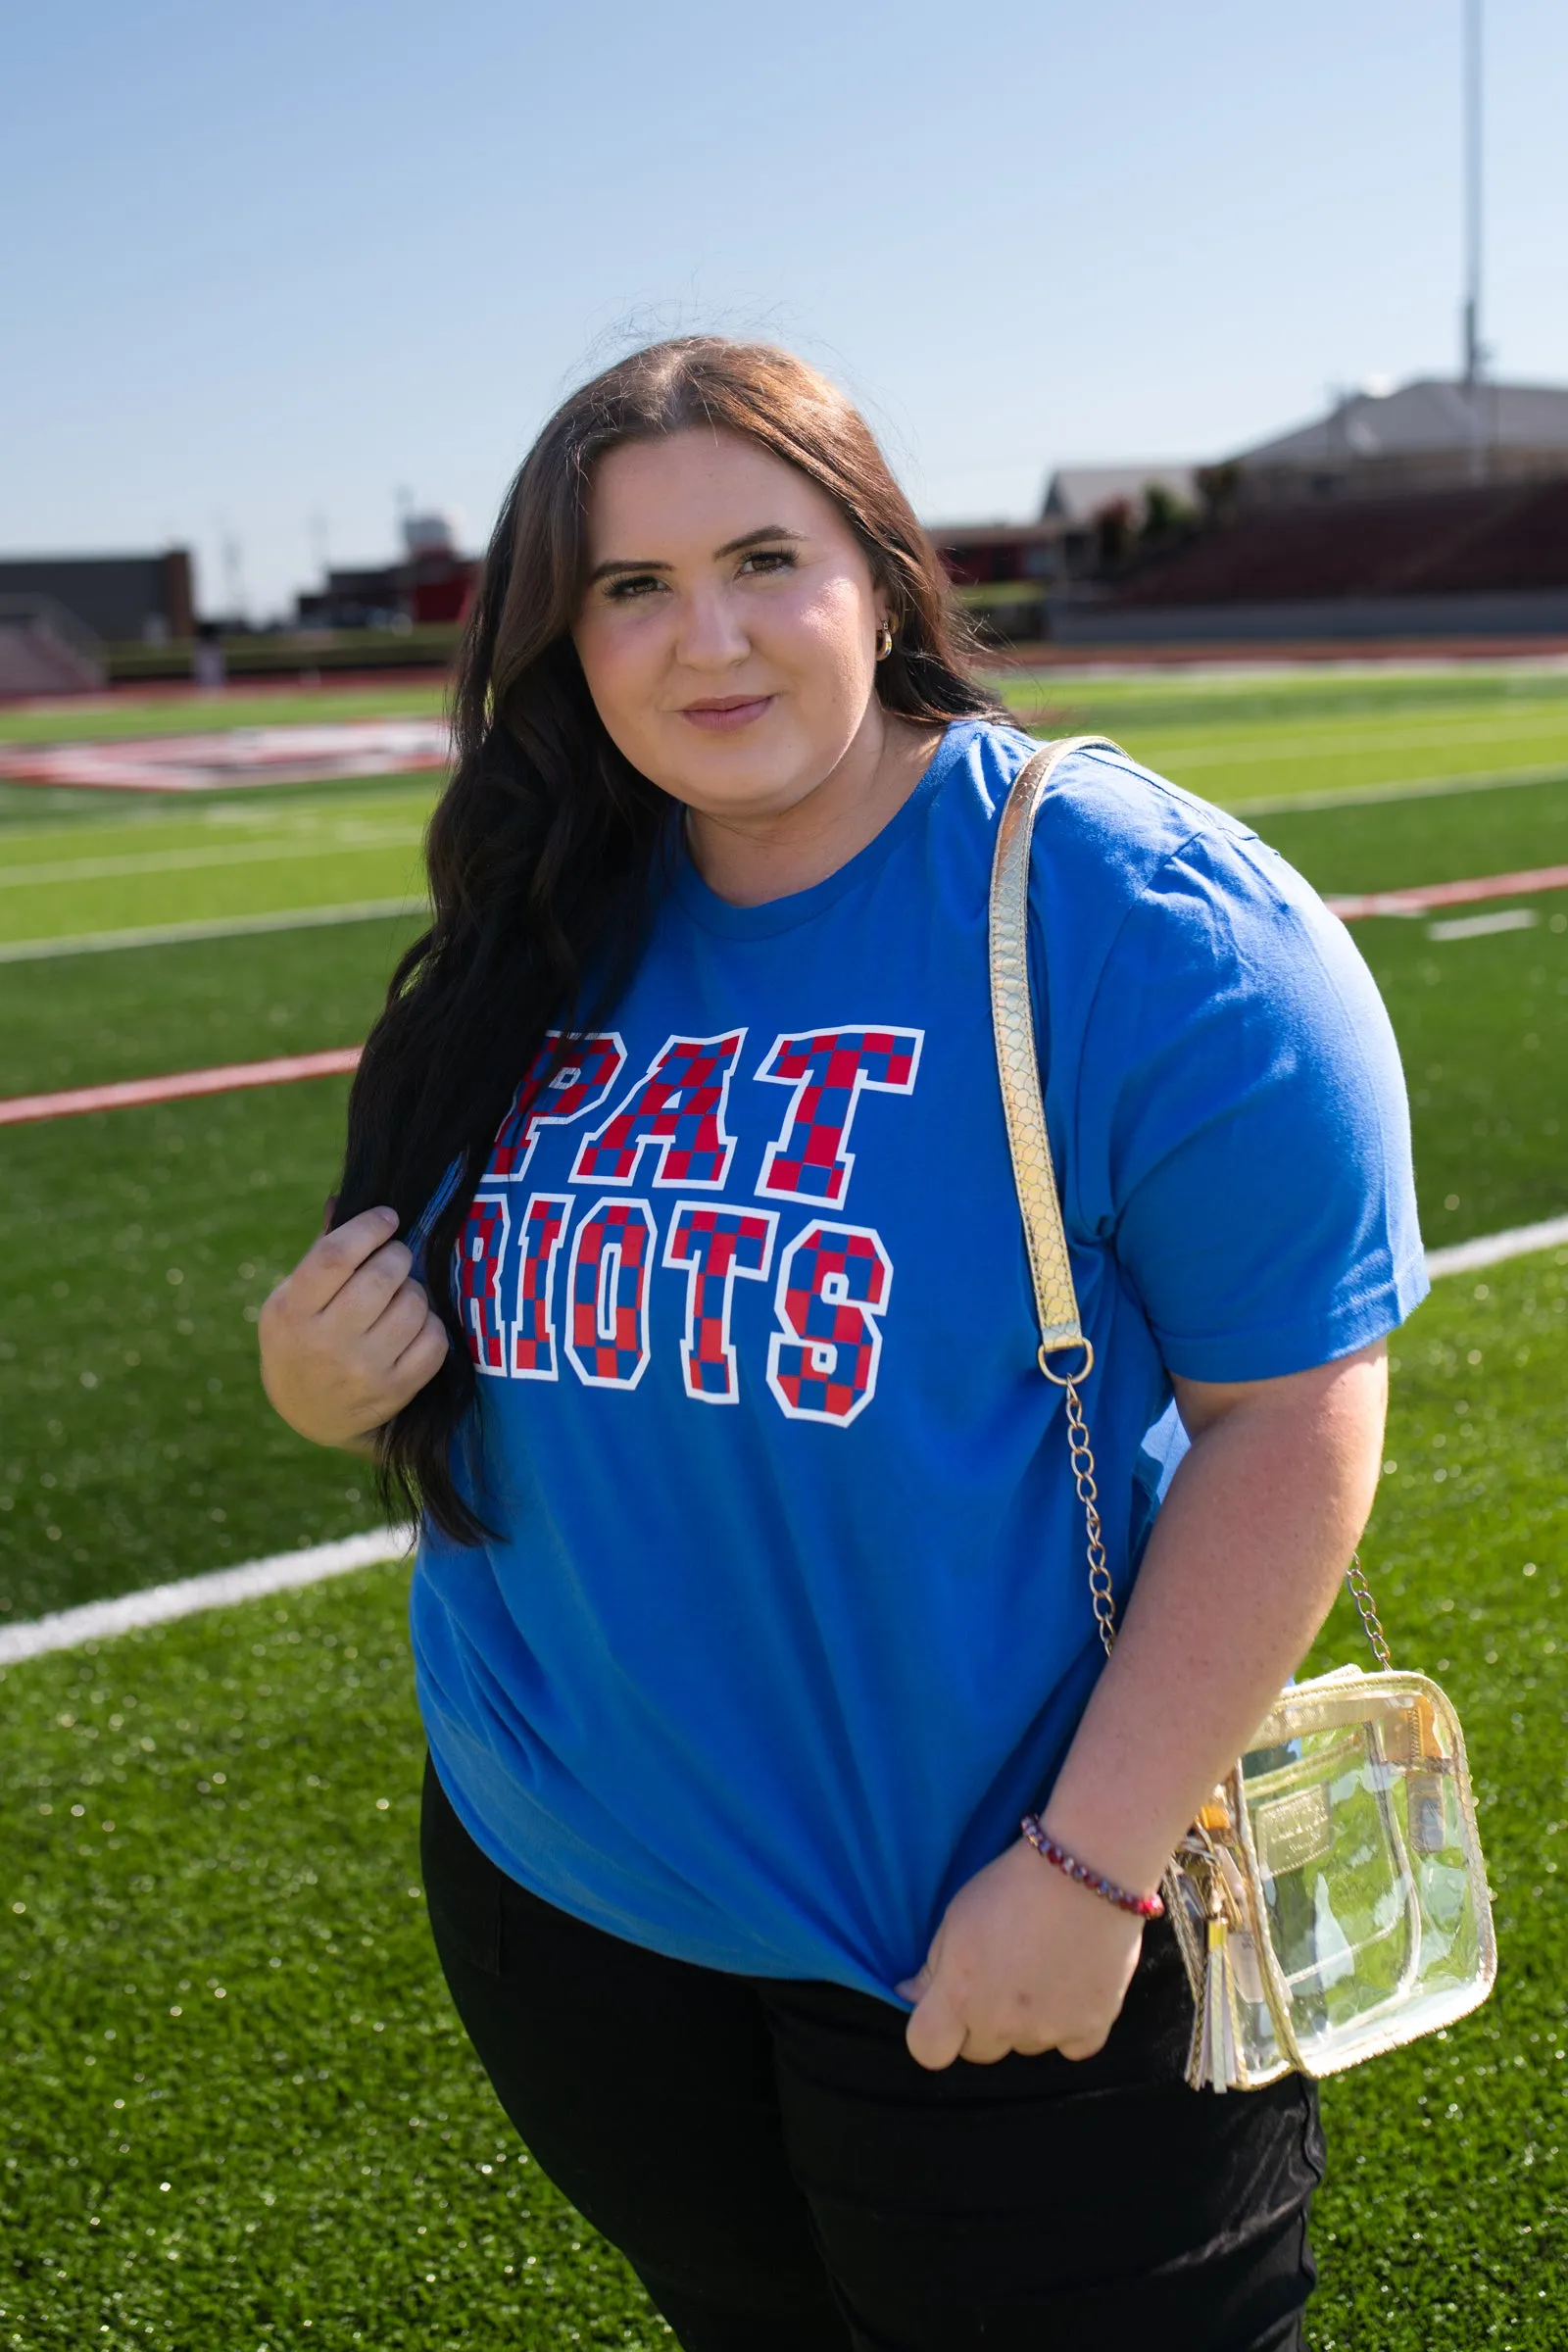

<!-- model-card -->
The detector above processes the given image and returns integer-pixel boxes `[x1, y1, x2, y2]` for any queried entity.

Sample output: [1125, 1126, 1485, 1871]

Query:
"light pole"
[1462, 0, 1484, 388]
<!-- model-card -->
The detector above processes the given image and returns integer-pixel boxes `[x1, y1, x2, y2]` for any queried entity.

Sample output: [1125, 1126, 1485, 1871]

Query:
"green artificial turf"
[0, 1567, 666, 2350]
[1299, 1249, 1568, 2348]
[0, 769, 439, 848]
[0, 1083, 382, 1624]
[0, 782, 433, 949]
[1231, 774, 1568, 1247]
[1000, 662, 1568, 809]
[0, 681, 446, 748]
[1348, 905, 1568, 1245]
[1251, 773, 1568, 898]
[998, 658, 1568, 732]
[0, 916, 421, 1100]
[2, 1250, 1565, 2348]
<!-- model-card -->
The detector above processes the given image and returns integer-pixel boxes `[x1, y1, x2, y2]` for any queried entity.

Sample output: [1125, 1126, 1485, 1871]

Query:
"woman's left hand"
[897, 1838, 1144, 2071]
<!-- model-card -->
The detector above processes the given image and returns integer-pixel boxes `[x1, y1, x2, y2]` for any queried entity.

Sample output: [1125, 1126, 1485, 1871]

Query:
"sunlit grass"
[999, 662, 1568, 809]
[0, 1079, 376, 1626]
[0, 780, 434, 946]
[0, 679, 448, 748]
[0, 1563, 665, 2350]
[2, 1252, 1564, 2348]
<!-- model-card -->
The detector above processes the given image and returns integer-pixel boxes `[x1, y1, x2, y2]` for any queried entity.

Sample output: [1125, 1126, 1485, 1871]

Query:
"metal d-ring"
[1038, 1337, 1095, 1387]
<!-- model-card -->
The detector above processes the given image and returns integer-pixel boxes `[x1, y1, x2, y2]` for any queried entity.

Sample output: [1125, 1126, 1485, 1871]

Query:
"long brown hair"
[335, 335, 1003, 1540]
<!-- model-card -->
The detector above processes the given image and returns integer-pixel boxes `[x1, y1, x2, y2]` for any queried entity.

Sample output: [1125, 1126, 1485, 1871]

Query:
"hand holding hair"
[258, 1204, 450, 1455]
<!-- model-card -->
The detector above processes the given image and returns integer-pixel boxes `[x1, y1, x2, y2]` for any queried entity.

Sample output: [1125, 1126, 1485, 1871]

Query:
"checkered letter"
[754, 1027, 922, 1206]
[487, 1032, 626, 1181]
[510, 1193, 571, 1380]
[458, 1192, 511, 1376]
[564, 1198, 658, 1390]
[766, 1221, 893, 1426]
[662, 1202, 778, 1403]
[569, 1033, 743, 1190]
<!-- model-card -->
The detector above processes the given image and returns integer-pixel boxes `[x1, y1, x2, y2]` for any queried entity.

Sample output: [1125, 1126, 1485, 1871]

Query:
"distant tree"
[1095, 499, 1134, 567]
[1140, 483, 1195, 540]
[1196, 462, 1243, 522]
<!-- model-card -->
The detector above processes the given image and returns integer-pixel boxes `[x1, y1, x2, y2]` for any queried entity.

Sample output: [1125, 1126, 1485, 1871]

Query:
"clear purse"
[991, 738, 1497, 2090]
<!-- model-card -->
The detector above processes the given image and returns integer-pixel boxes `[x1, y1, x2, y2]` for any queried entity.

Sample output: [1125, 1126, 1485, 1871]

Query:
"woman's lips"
[678, 696, 774, 732]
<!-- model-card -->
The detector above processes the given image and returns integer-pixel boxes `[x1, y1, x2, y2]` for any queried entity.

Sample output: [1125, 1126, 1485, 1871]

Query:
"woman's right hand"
[259, 1205, 451, 1452]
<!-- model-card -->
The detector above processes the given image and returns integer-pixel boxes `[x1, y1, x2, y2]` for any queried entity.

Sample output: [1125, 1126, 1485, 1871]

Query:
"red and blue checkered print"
[571, 1033, 742, 1189]
[757, 1027, 921, 1206]
[459, 1193, 511, 1375]
[452, 1016, 922, 1416]
[510, 1194, 570, 1379]
[564, 1199, 657, 1389]
[766, 1221, 892, 1425]
[662, 1203, 778, 1402]
[488, 1033, 626, 1181]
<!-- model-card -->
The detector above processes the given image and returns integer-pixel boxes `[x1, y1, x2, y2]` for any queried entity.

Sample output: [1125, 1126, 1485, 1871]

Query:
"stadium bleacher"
[1111, 477, 1568, 609]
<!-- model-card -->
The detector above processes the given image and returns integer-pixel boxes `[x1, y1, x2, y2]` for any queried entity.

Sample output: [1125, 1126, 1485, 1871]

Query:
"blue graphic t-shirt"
[411, 721, 1427, 2000]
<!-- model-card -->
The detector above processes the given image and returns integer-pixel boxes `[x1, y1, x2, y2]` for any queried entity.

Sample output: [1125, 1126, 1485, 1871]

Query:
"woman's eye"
[604, 573, 666, 602]
[738, 548, 796, 576]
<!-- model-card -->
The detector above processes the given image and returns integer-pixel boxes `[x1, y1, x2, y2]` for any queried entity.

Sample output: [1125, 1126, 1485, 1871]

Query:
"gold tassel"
[1186, 1912, 1241, 2093]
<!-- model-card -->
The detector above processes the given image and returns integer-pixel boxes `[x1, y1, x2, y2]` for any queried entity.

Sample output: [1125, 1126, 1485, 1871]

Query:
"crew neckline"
[668, 718, 981, 941]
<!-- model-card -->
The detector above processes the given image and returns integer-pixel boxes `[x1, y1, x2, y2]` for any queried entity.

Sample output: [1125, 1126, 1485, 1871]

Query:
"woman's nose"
[674, 586, 750, 669]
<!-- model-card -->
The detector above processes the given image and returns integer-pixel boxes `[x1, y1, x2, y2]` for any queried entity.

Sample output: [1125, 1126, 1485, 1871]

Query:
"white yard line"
[0, 900, 424, 961]
[1, 1218, 1564, 1669]
[1227, 762, 1568, 817]
[0, 826, 420, 889]
[1424, 1213, 1568, 1279]
[0, 1528, 415, 1665]
[1154, 719, 1568, 770]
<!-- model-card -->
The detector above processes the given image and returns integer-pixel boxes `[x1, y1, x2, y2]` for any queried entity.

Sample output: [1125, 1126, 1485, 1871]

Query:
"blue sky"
[3, 0, 1565, 618]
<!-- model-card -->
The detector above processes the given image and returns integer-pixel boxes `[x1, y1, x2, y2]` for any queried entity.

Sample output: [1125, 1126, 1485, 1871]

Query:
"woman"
[260, 337, 1426, 2351]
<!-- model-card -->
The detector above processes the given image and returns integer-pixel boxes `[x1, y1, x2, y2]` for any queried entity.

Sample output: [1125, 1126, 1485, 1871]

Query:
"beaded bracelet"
[1020, 1815, 1165, 1920]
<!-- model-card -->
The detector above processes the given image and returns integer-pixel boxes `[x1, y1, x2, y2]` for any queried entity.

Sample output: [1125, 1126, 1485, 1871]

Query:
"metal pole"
[1463, 0, 1483, 386]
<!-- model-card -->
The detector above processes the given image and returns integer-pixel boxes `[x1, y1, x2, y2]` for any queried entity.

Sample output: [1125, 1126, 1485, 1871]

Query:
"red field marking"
[1326, 863, 1568, 919]
[0, 718, 452, 793]
[3, 856, 1564, 1127]
[0, 1047, 363, 1126]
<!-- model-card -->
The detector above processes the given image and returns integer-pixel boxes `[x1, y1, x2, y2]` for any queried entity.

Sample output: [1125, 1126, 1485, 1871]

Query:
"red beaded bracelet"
[1020, 1816, 1165, 1920]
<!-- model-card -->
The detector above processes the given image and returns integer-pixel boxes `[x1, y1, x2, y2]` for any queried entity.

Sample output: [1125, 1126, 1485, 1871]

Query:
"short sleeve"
[1074, 830, 1428, 1384]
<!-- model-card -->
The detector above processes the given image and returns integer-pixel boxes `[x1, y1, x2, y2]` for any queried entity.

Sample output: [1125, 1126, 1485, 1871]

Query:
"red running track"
[2, 859, 1567, 1128]
[0, 1047, 362, 1127]
[1326, 862, 1568, 920]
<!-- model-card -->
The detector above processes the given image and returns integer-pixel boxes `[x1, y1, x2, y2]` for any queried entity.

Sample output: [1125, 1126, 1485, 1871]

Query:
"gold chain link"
[1062, 1378, 1116, 1658]
[1344, 1548, 1394, 1671]
[1060, 1389, 1391, 1676]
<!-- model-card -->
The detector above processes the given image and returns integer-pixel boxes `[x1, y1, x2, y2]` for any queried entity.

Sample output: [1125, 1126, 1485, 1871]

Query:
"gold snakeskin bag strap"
[989, 736, 1125, 1657]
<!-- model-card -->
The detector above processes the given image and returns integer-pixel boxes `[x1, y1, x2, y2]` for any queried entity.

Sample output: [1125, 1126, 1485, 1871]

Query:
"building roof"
[1041, 465, 1199, 523]
[1232, 379, 1568, 470]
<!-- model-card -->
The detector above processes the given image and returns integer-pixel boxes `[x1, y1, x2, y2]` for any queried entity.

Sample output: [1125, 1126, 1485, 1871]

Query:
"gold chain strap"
[1061, 1374, 1115, 1658]
[990, 739, 1396, 1675]
[1344, 1549, 1394, 1670]
[990, 739, 1125, 1644]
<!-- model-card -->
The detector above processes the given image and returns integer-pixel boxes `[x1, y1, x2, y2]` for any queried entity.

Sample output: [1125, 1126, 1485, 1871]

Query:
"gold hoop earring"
[875, 621, 895, 662]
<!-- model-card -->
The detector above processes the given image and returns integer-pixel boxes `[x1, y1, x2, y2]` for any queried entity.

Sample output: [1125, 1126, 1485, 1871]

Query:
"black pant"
[421, 1758, 1323, 2351]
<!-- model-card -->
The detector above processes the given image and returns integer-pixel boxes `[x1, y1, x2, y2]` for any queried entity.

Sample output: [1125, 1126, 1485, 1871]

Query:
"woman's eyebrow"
[586, 525, 803, 585]
[712, 524, 804, 559]
[587, 555, 670, 583]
